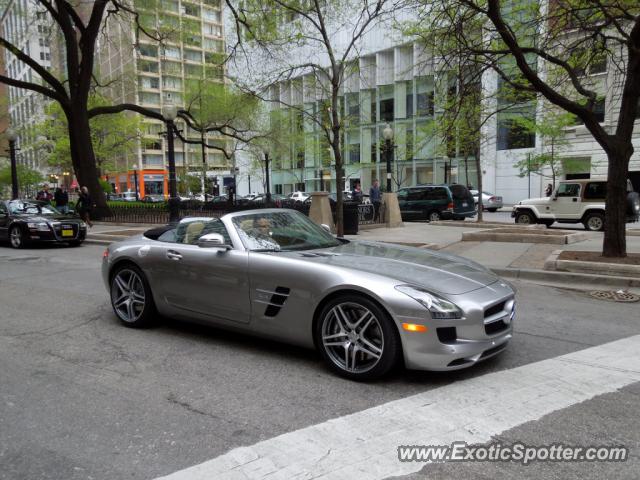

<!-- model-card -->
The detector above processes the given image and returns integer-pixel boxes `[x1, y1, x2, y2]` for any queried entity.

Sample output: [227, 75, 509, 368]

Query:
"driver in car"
[244, 216, 280, 250]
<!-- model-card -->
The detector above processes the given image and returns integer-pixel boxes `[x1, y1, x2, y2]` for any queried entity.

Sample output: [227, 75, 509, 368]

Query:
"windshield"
[232, 210, 340, 252]
[9, 201, 60, 215]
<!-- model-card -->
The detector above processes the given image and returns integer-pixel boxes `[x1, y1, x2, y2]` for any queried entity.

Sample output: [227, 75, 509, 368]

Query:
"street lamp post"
[132, 163, 139, 201]
[162, 104, 179, 223]
[6, 129, 19, 199]
[382, 123, 394, 192]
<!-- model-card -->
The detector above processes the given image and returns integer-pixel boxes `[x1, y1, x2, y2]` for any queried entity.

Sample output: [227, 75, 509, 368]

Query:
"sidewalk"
[86, 220, 640, 291]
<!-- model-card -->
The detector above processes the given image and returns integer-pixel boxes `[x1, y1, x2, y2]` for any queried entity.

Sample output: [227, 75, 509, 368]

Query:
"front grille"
[437, 327, 457, 344]
[484, 301, 506, 318]
[485, 319, 509, 335]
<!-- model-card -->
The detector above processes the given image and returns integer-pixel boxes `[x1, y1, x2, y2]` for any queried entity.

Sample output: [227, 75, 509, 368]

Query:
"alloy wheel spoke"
[323, 332, 348, 342]
[358, 316, 374, 335]
[360, 337, 382, 357]
[344, 344, 352, 372]
[324, 341, 347, 348]
[352, 310, 371, 330]
[332, 306, 350, 331]
[126, 299, 136, 321]
[114, 294, 129, 308]
[115, 275, 128, 294]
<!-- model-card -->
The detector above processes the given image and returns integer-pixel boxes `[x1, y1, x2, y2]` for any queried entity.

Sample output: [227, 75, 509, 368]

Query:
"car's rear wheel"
[110, 264, 156, 327]
[9, 225, 26, 249]
[427, 211, 441, 222]
[315, 295, 401, 381]
[487, 208, 498, 213]
[583, 212, 605, 232]
[515, 211, 534, 225]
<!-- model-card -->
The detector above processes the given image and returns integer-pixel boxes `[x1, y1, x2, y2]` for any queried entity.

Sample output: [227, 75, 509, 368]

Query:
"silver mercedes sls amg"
[102, 209, 515, 380]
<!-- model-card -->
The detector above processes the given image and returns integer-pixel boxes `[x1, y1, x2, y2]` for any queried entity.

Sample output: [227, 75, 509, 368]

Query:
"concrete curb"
[492, 267, 640, 288]
[462, 228, 590, 245]
[543, 249, 640, 278]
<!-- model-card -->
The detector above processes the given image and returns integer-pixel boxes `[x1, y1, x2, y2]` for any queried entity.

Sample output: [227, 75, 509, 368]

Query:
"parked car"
[103, 209, 514, 380]
[141, 194, 165, 203]
[0, 200, 87, 248]
[117, 191, 138, 202]
[511, 178, 640, 231]
[252, 194, 286, 206]
[470, 190, 503, 212]
[288, 191, 310, 203]
[396, 184, 477, 222]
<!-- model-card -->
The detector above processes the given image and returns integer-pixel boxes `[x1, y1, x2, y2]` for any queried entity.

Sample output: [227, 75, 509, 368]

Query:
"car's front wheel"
[583, 212, 605, 232]
[9, 225, 26, 249]
[515, 211, 535, 225]
[315, 295, 401, 381]
[110, 264, 157, 327]
[487, 208, 498, 213]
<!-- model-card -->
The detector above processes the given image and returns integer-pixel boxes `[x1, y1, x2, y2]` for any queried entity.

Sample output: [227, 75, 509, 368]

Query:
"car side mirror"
[197, 233, 231, 250]
[320, 224, 332, 233]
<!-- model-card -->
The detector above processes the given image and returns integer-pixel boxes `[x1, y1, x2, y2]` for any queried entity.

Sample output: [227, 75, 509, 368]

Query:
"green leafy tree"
[38, 94, 140, 177]
[226, 0, 399, 236]
[513, 111, 576, 189]
[0, 164, 44, 197]
[181, 78, 260, 194]
[410, 0, 640, 257]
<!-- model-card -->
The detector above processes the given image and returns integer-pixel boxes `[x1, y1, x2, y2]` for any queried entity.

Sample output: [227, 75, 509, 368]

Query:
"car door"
[550, 183, 582, 219]
[0, 202, 9, 240]
[151, 218, 251, 324]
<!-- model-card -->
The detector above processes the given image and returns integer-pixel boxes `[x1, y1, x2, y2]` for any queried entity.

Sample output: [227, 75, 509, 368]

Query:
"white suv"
[288, 191, 309, 203]
[512, 179, 640, 231]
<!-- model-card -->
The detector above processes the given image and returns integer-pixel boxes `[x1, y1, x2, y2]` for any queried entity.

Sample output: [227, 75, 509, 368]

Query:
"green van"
[397, 184, 477, 221]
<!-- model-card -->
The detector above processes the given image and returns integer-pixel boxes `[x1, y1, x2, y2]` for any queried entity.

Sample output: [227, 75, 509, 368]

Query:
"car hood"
[12, 214, 80, 222]
[518, 196, 550, 205]
[281, 241, 499, 295]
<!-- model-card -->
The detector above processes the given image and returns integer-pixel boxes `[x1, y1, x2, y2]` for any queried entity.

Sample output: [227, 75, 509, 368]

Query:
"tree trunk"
[602, 146, 630, 257]
[66, 106, 108, 213]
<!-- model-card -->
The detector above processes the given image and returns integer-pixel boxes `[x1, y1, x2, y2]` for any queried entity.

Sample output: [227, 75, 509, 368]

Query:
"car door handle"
[166, 250, 182, 261]
[573, 198, 578, 202]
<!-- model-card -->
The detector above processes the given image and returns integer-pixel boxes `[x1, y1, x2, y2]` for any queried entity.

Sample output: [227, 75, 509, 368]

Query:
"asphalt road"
[0, 243, 638, 479]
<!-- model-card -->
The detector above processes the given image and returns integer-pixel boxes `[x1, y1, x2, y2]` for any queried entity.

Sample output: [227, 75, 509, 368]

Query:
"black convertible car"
[0, 200, 87, 248]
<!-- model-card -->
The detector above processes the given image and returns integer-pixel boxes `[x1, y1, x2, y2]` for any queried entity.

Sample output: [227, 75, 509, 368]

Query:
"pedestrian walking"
[54, 187, 69, 214]
[36, 184, 53, 203]
[352, 181, 363, 203]
[545, 183, 553, 197]
[76, 186, 94, 227]
[369, 180, 382, 221]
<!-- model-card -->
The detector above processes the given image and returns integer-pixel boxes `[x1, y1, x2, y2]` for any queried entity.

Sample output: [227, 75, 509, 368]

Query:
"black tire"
[427, 210, 441, 222]
[515, 211, 535, 225]
[109, 264, 157, 328]
[315, 294, 401, 381]
[583, 212, 605, 232]
[487, 208, 498, 213]
[627, 192, 640, 218]
[9, 225, 26, 249]
[541, 220, 554, 228]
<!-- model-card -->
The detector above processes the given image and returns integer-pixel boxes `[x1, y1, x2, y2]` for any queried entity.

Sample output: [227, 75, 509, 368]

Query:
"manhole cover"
[589, 290, 640, 303]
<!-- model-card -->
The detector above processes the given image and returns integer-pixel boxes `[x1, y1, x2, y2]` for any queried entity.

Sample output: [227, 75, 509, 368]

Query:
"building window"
[406, 91, 413, 117]
[275, 184, 283, 194]
[139, 44, 158, 57]
[346, 93, 359, 125]
[379, 85, 394, 122]
[496, 118, 535, 150]
[416, 77, 435, 116]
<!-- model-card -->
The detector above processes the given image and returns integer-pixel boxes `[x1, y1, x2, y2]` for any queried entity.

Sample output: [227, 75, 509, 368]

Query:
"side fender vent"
[259, 286, 291, 317]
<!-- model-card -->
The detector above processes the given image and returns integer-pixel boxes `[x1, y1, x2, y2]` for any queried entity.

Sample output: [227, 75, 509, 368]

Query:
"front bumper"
[396, 281, 515, 371]
[27, 225, 86, 243]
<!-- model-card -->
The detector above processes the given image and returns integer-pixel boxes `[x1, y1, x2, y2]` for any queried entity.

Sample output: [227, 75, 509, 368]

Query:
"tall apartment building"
[262, 17, 640, 204]
[98, 0, 230, 197]
[1, 0, 56, 176]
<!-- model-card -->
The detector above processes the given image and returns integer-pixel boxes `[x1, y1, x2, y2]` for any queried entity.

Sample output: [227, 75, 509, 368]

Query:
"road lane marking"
[156, 335, 640, 480]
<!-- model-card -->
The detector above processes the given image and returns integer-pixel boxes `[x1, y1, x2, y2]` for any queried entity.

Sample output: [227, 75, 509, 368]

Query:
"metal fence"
[94, 200, 385, 226]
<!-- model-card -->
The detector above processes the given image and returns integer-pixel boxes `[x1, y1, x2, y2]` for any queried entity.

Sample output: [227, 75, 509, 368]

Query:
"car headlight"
[395, 285, 462, 319]
[27, 222, 50, 231]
